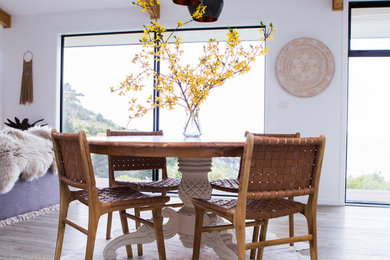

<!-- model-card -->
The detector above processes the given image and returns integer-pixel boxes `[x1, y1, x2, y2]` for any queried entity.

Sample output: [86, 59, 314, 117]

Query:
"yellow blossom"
[113, 1, 275, 120]
[191, 4, 206, 19]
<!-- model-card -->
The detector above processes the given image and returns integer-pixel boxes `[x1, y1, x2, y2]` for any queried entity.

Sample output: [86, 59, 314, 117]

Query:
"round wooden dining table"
[88, 135, 245, 260]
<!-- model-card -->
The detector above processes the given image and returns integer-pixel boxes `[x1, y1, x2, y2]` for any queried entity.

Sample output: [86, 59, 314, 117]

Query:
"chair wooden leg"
[288, 196, 294, 246]
[256, 219, 268, 260]
[85, 212, 100, 260]
[250, 225, 260, 259]
[289, 214, 294, 246]
[234, 222, 246, 260]
[152, 207, 166, 260]
[307, 214, 318, 260]
[135, 207, 143, 256]
[106, 212, 112, 240]
[192, 207, 205, 260]
[54, 195, 71, 260]
[119, 210, 133, 258]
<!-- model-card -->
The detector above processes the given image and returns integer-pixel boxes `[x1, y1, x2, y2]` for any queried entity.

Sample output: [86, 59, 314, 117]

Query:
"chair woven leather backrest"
[244, 131, 301, 138]
[238, 132, 301, 180]
[241, 135, 325, 200]
[51, 130, 94, 190]
[107, 129, 166, 171]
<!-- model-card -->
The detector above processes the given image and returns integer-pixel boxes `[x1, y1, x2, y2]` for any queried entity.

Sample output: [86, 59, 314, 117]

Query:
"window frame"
[348, 1, 390, 57]
[59, 25, 266, 132]
[59, 25, 266, 183]
[346, 1, 390, 205]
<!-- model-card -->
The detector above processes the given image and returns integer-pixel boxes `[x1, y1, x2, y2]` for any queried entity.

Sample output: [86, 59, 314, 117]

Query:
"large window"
[347, 2, 390, 204]
[61, 27, 265, 182]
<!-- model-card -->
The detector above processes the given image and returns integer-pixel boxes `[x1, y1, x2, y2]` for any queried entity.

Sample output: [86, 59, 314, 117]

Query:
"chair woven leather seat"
[117, 177, 180, 192]
[210, 178, 239, 192]
[75, 186, 169, 207]
[192, 198, 305, 220]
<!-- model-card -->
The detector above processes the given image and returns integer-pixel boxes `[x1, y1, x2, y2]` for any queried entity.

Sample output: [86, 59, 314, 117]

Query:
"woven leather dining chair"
[105, 129, 182, 256]
[210, 132, 301, 258]
[51, 130, 169, 260]
[192, 134, 325, 260]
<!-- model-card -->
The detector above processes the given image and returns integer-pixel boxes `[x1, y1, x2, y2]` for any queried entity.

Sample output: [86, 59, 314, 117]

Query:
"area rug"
[0, 201, 78, 228]
[61, 229, 310, 260]
[0, 204, 59, 228]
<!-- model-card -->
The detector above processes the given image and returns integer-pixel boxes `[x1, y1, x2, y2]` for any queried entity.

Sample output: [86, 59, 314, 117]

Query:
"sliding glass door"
[346, 2, 390, 204]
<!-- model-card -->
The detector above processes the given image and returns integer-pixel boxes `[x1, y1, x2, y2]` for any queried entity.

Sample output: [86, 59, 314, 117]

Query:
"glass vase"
[183, 107, 202, 138]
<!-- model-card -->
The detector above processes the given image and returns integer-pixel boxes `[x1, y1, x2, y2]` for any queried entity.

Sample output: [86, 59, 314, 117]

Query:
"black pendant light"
[188, 0, 224, 22]
[172, 0, 200, 6]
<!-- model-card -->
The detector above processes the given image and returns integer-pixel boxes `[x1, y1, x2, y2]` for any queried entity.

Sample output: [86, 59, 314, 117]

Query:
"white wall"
[262, 2, 347, 205]
[1, 0, 347, 205]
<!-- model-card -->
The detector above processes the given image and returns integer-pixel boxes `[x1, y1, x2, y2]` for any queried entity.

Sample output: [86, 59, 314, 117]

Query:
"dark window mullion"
[350, 1, 390, 9]
[153, 32, 161, 132]
[349, 50, 390, 57]
[153, 32, 161, 181]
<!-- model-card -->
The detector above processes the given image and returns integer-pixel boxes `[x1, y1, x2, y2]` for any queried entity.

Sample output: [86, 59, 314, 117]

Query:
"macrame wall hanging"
[19, 51, 34, 105]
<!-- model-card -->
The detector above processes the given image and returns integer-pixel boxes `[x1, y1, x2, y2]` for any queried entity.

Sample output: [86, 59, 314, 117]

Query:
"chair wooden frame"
[105, 129, 182, 256]
[210, 132, 301, 258]
[192, 134, 326, 260]
[51, 130, 169, 260]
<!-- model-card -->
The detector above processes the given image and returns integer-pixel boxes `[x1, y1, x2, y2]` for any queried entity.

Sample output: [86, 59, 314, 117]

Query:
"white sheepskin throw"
[0, 126, 55, 194]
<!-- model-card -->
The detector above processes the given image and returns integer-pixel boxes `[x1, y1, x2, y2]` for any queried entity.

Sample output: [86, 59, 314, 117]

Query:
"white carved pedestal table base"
[103, 157, 238, 260]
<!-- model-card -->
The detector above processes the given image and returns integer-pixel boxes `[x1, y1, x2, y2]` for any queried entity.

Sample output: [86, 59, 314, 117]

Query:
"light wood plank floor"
[0, 201, 389, 260]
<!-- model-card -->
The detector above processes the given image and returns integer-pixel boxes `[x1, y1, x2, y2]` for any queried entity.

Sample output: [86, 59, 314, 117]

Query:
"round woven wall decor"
[275, 38, 335, 97]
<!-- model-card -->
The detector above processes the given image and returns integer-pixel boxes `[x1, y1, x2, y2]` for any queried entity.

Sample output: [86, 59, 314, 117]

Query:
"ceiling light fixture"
[188, 0, 224, 22]
[172, 0, 200, 6]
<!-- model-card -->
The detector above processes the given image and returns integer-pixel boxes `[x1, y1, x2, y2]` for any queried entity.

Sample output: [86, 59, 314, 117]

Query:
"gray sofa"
[0, 171, 59, 220]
